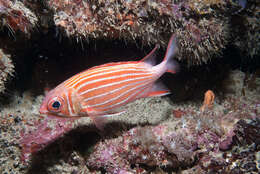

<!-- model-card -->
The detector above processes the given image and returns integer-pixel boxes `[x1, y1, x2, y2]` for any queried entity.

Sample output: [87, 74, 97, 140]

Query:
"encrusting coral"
[0, 49, 14, 93]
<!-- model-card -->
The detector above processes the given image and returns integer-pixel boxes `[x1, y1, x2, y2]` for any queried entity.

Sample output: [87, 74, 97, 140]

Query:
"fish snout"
[39, 104, 48, 115]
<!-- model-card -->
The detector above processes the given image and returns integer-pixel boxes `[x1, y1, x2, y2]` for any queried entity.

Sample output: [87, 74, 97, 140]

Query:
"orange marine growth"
[39, 34, 179, 130]
[200, 90, 215, 112]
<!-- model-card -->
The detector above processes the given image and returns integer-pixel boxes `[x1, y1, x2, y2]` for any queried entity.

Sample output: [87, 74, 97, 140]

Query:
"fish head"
[39, 86, 71, 117]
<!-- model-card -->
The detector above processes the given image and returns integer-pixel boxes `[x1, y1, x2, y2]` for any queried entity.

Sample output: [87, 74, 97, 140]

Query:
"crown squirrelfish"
[39, 34, 179, 130]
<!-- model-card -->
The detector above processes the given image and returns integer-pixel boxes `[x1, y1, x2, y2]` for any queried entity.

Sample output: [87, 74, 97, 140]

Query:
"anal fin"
[148, 90, 171, 97]
[90, 116, 106, 131]
[147, 81, 171, 97]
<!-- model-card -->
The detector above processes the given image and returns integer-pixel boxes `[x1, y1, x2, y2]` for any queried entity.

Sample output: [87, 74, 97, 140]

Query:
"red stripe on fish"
[75, 69, 152, 90]
[76, 69, 153, 94]
[82, 79, 152, 110]
[64, 63, 145, 88]
[82, 78, 152, 104]
[83, 84, 150, 115]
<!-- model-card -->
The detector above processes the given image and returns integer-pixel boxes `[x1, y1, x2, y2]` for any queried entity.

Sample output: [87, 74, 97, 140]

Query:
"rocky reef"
[0, 0, 259, 65]
[0, 0, 259, 174]
[0, 69, 259, 173]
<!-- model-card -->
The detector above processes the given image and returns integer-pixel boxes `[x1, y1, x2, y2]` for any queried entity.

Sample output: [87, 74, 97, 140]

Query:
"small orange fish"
[39, 34, 179, 130]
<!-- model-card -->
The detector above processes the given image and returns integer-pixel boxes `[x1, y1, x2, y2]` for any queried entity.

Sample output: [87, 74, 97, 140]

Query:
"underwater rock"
[20, 117, 74, 163]
[0, 49, 14, 93]
[200, 118, 260, 174]
[86, 117, 260, 173]
[45, 0, 235, 65]
[0, 0, 258, 69]
[222, 70, 245, 95]
[0, 0, 38, 35]
[231, 0, 260, 58]
[87, 124, 197, 173]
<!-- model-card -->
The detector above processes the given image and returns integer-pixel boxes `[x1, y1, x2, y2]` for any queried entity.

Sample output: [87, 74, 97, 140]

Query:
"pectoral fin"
[147, 90, 171, 97]
[100, 110, 126, 118]
[90, 116, 106, 131]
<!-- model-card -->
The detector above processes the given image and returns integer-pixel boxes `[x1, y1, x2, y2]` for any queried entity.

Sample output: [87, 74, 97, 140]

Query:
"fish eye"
[47, 97, 63, 112]
[52, 101, 61, 109]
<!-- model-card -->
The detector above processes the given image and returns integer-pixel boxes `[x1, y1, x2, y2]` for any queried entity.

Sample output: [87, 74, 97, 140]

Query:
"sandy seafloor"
[0, 69, 259, 174]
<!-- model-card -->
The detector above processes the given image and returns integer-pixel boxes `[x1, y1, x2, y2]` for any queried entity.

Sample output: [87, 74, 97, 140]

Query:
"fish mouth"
[39, 112, 66, 119]
[39, 104, 48, 115]
[39, 108, 59, 117]
[39, 111, 82, 119]
[39, 109, 48, 115]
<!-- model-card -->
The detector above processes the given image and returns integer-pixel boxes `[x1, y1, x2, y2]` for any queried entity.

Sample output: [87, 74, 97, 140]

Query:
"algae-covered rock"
[46, 0, 232, 65]
[0, 49, 14, 93]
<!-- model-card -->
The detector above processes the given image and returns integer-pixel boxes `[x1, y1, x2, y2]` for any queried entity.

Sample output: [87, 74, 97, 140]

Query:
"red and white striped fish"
[39, 34, 179, 130]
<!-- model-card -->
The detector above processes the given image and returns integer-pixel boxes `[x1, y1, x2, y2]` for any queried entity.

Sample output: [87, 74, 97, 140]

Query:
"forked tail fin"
[164, 34, 179, 74]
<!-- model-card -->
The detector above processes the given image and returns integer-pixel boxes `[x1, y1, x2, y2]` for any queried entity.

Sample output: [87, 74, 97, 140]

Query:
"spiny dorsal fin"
[140, 44, 159, 66]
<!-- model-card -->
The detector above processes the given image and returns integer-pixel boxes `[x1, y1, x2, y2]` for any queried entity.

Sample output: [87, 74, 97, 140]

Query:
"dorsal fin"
[140, 44, 159, 66]
[87, 61, 136, 71]
[163, 34, 179, 74]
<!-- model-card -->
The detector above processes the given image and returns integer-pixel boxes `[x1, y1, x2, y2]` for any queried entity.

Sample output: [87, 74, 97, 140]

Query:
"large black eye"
[52, 101, 61, 109]
[47, 97, 63, 112]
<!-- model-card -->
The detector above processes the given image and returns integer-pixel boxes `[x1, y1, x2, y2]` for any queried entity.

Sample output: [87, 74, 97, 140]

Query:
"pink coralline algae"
[87, 115, 260, 173]
[219, 130, 235, 151]
[87, 125, 198, 173]
[19, 117, 74, 163]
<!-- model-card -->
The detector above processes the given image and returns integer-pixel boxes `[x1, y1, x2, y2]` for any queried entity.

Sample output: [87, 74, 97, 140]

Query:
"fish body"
[39, 34, 179, 129]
